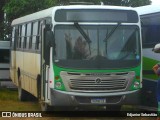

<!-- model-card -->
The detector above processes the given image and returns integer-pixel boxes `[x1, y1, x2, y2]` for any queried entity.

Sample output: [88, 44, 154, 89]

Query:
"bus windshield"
[54, 25, 141, 69]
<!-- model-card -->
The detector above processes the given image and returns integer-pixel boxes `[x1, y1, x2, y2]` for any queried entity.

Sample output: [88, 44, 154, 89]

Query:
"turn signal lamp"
[55, 75, 60, 80]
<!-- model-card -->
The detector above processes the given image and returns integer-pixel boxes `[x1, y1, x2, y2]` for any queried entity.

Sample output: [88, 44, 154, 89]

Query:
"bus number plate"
[91, 98, 106, 104]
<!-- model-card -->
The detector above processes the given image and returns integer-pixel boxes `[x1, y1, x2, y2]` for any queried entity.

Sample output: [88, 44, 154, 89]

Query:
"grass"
[0, 88, 41, 111]
[0, 88, 18, 101]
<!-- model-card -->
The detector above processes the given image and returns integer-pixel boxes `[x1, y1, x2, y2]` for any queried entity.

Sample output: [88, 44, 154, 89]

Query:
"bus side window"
[18, 25, 22, 49]
[32, 21, 38, 50]
[11, 27, 15, 49]
[23, 24, 27, 49]
[29, 23, 33, 49]
[35, 21, 40, 50]
[26, 23, 32, 49]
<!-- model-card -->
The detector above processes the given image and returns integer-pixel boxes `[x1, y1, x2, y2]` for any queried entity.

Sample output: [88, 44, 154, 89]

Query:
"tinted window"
[54, 25, 141, 69]
[55, 9, 138, 23]
[141, 13, 160, 48]
[0, 49, 10, 63]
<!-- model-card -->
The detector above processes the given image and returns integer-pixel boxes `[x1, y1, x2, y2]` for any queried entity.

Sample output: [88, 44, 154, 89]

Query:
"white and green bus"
[136, 5, 160, 80]
[10, 5, 142, 111]
[135, 5, 160, 110]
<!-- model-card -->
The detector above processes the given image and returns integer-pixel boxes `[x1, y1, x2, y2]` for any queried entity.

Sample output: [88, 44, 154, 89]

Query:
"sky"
[151, 0, 160, 5]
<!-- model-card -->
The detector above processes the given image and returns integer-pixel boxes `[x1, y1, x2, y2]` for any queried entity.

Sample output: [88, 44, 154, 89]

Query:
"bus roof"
[135, 5, 160, 15]
[0, 41, 10, 49]
[11, 5, 136, 26]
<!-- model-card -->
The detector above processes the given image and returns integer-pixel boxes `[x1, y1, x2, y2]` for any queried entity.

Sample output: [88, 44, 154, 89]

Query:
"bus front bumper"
[50, 89, 140, 106]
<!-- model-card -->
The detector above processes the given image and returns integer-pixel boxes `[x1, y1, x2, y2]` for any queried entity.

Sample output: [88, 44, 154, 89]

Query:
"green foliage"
[0, 88, 17, 100]
[102, 0, 151, 7]
[2, 0, 58, 39]
[0, 88, 41, 111]
[126, 0, 151, 7]
[3, 0, 58, 21]
[0, 0, 5, 40]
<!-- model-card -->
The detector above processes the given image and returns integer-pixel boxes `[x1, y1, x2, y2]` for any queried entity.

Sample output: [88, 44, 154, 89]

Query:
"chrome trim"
[53, 89, 139, 97]
[60, 71, 135, 92]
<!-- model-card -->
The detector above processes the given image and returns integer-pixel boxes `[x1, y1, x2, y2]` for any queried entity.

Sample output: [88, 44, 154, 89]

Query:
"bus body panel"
[13, 51, 40, 97]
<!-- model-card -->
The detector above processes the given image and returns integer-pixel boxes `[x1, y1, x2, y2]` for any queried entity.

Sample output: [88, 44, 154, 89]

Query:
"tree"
[58, 0, 151, 6]
[3, 0, 58, 21]
[3, 0, 58, 39]
[0, 0, 6, 40]
[128, 0, 151, 7]
[102, 0, 151, 7]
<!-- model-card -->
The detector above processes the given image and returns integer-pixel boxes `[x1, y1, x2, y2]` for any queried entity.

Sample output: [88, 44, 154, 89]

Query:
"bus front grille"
[69, 78, 127, 91]
[60, 71, 135, 92]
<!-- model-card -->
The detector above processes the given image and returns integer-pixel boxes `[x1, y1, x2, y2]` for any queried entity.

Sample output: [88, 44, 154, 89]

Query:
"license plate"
[91, 98, 106, 104]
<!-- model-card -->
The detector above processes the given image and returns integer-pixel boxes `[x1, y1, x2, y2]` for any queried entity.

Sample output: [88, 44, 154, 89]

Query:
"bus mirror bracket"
[43, 24, 53, 65]
[152, 43, 160, 53]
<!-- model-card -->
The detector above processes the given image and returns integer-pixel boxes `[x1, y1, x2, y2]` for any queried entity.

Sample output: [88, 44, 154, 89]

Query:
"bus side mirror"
[43, 24, 54, 65]
[153, 43, 160, 53]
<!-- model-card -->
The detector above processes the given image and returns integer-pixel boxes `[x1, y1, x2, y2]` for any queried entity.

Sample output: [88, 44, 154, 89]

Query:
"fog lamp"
[55, 82, 62, 88]
[134, 81, 140, 89]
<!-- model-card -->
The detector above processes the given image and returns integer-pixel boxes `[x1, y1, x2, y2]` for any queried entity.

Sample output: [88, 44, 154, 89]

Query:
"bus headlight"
[134, 81, 140, 89]
[55, 82, 62, 88]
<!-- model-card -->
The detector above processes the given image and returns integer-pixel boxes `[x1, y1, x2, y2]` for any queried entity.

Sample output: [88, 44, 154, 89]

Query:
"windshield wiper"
[103, 22, 121, 42]
[74, 22, 92, 44]
[74, 22, 92, 55]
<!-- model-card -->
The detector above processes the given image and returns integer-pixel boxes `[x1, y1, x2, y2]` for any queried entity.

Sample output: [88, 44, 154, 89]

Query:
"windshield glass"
[54, 25, 141, 69]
